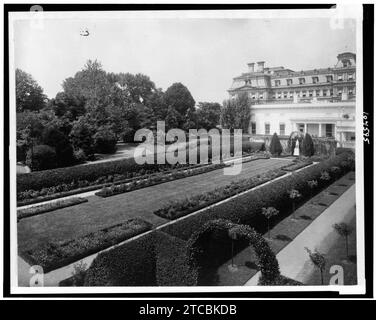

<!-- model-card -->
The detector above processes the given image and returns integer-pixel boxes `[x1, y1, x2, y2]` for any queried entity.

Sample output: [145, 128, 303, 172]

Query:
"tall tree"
[163, 83, 195, 128]
[196, 102, 221, 130]
[220, 92, 251, 133]
[220, 99, 237, 131]
[16, 69, 47, 112]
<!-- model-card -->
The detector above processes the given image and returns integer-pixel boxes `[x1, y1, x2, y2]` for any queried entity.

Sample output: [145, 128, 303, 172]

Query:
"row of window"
[272, 87, 355, 99]
[251, 122, 334, 137]
[274, 73, 354, 87]
[251, 122, 285, 135]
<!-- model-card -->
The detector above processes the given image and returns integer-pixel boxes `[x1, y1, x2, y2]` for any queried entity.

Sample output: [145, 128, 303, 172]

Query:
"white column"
[318, 123, 322, 137]
[304, 123, 307, 134]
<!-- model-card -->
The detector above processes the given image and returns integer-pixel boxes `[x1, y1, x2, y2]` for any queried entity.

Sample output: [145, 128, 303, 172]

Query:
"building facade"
[228, 52, 356, 148]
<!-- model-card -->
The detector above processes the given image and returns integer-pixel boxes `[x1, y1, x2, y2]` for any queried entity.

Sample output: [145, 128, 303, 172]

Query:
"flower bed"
[18, 152, 265, 206]
[17, 161, 192, 203]
[95, 163, 228, 198]
[154, 168, 287, 220]
[281, 160, 313, 172]
[17, 197, 88, 221]
[20, 218, 152, 273]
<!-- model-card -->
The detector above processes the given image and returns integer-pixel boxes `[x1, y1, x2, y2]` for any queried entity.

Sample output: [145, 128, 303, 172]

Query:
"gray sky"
[14, 17, 356, 103]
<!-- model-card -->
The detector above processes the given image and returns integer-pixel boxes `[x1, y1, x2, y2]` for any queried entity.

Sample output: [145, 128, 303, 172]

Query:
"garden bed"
[281, 160, 313, 172]
[159, 151, 355, 241]
[80, 153, 354, 286]
[17, 162, 195, 206]
[95, 163, 228, 197]
[17, 152, 265, 206]
[154, 168, 287, 220]
[20, 218, 152, 273]
[17, 197, 88, 221]
[95, 154, 270, 198]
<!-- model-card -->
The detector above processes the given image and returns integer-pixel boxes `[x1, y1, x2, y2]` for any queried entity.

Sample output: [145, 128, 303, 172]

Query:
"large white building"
[228, 52, 356, 148]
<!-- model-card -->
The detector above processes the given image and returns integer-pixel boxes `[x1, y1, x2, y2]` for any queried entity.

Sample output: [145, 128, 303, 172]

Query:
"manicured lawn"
[206, 172, 355, 286]
[18, 158, 292, 252]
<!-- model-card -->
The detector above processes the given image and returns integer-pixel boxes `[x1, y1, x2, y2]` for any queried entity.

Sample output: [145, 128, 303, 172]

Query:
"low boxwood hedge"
[154, 168, 286, 220]
[17, 162, 194, 203]
[159, 152, 355, 241]
[281, 160, 313, 172]
[95, 163, 228, 198]
[21, 218, 152, 273]
[17, 197, 88, 220]
[17, 156, 188, 194]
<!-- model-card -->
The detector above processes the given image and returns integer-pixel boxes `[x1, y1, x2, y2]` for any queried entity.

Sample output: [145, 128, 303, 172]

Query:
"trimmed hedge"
[17, 197, 88, 220]
[84, 230, 198, 286]
[17, 156, 187, 194]
[154, 168, 286, 220]
[95, 163, 227, 197]
[21, 218, 152, 273]
[155, 232, 197, 286]
[84, 231, 157, 286]
[82, 152, 354, 286]
[281, 160, 313, 172]
[187, 219, 280, 285]
[159, 152, 355, 241]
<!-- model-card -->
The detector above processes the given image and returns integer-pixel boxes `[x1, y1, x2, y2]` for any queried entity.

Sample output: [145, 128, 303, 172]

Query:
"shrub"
[269, 133, 283, 156]
[17, 141, 28, 162]
[26, 144, 57, 171]
[121, 127, 136, 143]
[17, 197, 88, 220]
[21, 218, 152, 273]
[70, 119, 95, 156]
[302, 133, 315, 157]
[84, 231, 156, 286]
[186, 219, 280, 285]
[42, 126, 75, 167]
[93, 126, 118, 154]
[155, 232, 197, 286]
[95, 163, 227, 197]
[305, 247, 326, 285]
[73, 148, 87, 164]
[159, 152, 354, 241]
[336, 147, 353, 155]
[282, 160, 312, 172]
[17, 156, 185, 194]
[154, 168, 286, 220]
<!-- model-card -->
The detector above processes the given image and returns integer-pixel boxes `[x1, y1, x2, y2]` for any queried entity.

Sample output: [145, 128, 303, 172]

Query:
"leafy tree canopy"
[16, 69, 47, 112]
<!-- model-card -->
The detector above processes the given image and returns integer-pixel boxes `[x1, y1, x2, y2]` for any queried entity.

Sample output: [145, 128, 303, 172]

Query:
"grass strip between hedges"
[18, 153, 266, 206]
[154, 168, 287, 220]
[96, 155, 271, 198]
[20, 218, 152, 273]
[17, 197, 88, 221]
[281, 160, 313, 172]
[95, 163, 229, 197]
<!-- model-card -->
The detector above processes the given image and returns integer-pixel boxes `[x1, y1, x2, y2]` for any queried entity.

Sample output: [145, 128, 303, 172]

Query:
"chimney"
[257, 61, 265, 72]
[247, 62, 255, 73]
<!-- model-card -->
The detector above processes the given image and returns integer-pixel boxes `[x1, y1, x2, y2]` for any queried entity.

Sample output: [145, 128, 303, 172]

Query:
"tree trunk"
[320, 269, 324, 285]
[268, 220, 270, 239]
[231, 240, 234, 267]
[292, 201, 295, 219]
[345, 235, 349, 258]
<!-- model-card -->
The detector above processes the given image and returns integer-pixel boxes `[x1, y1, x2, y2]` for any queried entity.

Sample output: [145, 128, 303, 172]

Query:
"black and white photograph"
[2, 2, 372, 300]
